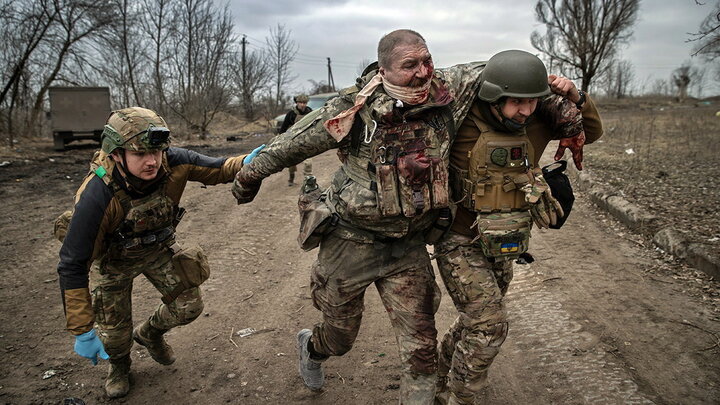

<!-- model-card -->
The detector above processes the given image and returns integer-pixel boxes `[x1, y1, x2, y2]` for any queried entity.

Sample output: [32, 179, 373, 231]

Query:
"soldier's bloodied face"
[113, 149, 163, 180]
[380, 43, 434, 87]
[498, 97, 539, 124]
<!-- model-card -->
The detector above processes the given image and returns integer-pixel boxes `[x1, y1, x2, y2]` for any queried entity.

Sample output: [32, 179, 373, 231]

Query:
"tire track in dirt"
[505, 266, 655, 404]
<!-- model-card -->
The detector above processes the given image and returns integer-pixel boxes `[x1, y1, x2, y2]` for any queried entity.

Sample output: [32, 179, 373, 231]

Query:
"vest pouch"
[473, 180, 528, 213]
[430, 157, 449, 209]
[165, 245, 210, 304]
[375, 164, 402, 217]
[298, 194, 336, 251]
[396, 153, 432, 217]
[54, 210, 73, 242]
[474, 211, 532, 260]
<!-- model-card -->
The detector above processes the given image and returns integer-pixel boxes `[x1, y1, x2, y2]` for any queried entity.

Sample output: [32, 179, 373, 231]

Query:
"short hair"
[377, 29, 426, 69]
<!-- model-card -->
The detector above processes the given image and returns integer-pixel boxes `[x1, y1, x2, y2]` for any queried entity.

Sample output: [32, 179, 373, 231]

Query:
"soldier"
[233, 29, 453, 403]
[55, 107, 257, 398]
[280, 94, 314, 186]
[433, 50, 603, 405]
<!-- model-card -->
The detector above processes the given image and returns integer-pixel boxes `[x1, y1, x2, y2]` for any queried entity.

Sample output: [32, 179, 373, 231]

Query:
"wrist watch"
[575, 90, 586, 109]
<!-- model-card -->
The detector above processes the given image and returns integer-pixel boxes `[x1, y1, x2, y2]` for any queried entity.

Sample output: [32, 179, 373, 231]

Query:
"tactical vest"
[293, 107, 309, 124]
[90, 154, 177, 259]
[341, 104, 453, 219]
[451, 114, 536, 260]
[452, 115, 535, 213]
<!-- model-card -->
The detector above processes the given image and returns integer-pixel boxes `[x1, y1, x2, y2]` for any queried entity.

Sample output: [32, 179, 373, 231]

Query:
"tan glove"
[521, 172, 564, 229]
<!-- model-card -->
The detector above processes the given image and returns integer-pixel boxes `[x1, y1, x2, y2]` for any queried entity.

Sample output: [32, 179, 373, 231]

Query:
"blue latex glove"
[243, 144, 266, 165]
[74, 329, 109, 365]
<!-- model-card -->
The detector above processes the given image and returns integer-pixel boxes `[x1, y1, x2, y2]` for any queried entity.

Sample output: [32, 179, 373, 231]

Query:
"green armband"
[94, 166, 107, 178]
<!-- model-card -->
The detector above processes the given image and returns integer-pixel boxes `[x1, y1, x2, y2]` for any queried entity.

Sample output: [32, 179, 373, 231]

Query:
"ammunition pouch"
[473, 211, 532, 261]
[542, 160, 574, 229]
[424, 206, 453, 245]
[163, 244, 210, 304]
[298, 190, 338, 251]
[54, 210, 73, 242]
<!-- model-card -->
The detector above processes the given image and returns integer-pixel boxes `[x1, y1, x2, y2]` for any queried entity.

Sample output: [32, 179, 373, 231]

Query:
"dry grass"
[584, 102, 720, 247]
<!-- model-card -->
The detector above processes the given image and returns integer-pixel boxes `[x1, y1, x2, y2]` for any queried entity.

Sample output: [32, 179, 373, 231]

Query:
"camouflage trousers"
[89, 248, 204, 359]
[288, 159, 313, 182]
[434, 231, 513, 405]
[310, 229, 441, 404]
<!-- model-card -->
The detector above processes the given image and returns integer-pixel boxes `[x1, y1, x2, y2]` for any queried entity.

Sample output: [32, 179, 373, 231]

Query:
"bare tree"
[138, 0, 178, 113]
[232, 36, 272, 120]
[601, 59, 635, 98]
[531, 0, 640, 91]
[266, 24, 297, 114]
[649, 78, 671, 96]
[27, 0, 116, 130]
[307, 79, 335, 95]
[164, 0, 236, 139]
[0, 0, 58, 144]
[672, 64, 697, 102]
[690, 1, 720, 61]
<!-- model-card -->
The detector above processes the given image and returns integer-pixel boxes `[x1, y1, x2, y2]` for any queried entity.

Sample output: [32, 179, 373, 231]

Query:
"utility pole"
[327, 57, 336, 91]
[241, 35, 249, 116]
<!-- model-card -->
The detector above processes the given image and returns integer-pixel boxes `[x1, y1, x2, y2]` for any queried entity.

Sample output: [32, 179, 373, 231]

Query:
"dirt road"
[0, 139, 717, 404]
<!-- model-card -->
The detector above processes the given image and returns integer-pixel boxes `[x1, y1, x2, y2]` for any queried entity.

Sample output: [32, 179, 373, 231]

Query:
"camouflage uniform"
[234, 63, 490, 403]
[58, 139, 244, 358]
[433, 61, 604, 404]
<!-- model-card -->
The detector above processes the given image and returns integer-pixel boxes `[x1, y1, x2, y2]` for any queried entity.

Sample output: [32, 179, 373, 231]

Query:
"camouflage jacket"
[58, 148, 245, 335]
[240, 64, 483, 238]
[239, 62, 584, 238]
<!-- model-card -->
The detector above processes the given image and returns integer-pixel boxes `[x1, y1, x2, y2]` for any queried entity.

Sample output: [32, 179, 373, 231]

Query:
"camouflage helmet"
[101, 107, 171, 154]
[294, 94, 309, 103]
[478, 50, 551, 103]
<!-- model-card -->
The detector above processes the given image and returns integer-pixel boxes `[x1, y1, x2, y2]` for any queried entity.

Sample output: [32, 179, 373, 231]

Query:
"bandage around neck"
[323, 74, 432, 141]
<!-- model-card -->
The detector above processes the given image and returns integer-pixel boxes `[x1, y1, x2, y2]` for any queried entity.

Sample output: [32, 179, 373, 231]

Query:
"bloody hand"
[555, 131, 586, 170]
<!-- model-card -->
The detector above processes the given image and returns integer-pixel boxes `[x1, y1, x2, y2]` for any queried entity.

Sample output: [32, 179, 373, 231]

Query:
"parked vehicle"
[273, 92, 338, 133]
[49, 87, 111, 151]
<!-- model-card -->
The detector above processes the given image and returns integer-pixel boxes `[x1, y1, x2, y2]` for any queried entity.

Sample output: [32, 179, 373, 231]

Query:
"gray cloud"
[229, 0, 717, 95]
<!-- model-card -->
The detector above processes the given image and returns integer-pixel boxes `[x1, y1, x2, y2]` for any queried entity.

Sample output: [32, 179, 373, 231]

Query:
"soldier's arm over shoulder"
[57, 175, 118, 335]
[166, 147, 245, 185]
[243, 97, 352, 179]
[578, 93, 603, 144]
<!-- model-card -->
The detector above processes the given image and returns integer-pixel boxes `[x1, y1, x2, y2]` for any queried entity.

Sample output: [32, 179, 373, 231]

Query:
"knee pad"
[172, 289, 204, 324]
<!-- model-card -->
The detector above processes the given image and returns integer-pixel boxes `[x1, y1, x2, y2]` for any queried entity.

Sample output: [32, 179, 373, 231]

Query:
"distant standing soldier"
[280, 94, 313, 186]
[55, 107, 258, 398]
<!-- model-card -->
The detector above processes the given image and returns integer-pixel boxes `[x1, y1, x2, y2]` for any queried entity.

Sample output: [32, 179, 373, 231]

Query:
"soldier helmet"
[478, 50, 551, 103]
[294, 94, 309, 103]
[101, 107, 171, 154]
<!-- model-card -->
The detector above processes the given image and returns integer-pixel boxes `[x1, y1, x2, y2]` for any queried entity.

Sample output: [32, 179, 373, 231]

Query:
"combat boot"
[296, 329, 325, 391]
[288, 173, 295, 186]
[133, 321, 175, 365]
[105, 355, 131, 398]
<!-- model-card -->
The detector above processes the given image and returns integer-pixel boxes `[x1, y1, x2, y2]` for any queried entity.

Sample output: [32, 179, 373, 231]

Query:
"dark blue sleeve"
[57, 176, 114, 290]
[166, 147, 227, 169]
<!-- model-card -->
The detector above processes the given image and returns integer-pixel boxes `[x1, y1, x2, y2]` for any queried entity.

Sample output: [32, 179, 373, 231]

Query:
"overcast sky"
[229, 0, 717, 96]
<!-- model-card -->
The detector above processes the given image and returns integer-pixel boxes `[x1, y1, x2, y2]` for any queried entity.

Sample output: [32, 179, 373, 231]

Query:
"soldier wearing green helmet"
[280, 94, 313, 186]
[55, 106, 255, 398]
[433, 50, 604, 404]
